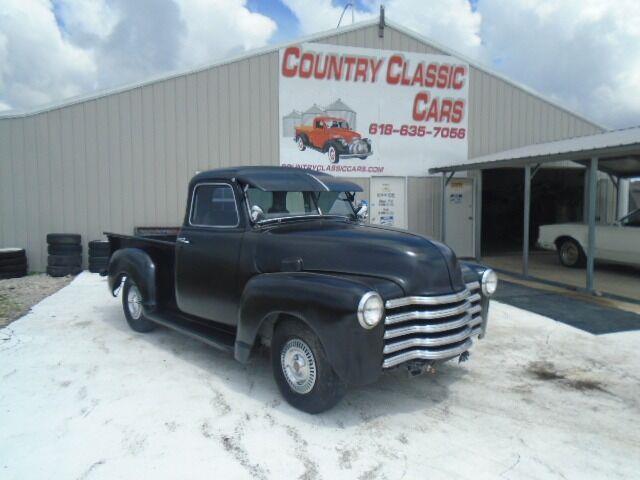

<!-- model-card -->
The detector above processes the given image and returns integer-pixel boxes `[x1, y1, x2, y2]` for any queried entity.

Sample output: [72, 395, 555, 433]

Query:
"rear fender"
[236, 272, 386, 386]
[107, 248, 158, 311]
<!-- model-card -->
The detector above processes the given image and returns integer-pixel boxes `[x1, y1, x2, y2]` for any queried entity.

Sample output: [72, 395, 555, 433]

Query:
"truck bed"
[106, 232, 177, 309]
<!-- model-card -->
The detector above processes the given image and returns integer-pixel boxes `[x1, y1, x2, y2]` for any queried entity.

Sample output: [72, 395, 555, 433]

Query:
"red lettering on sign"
[281, 46, 300, 77]
[386, 54, 403, 85]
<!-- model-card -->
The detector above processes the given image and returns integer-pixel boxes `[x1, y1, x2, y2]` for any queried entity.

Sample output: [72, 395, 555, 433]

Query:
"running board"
[145, 311, 235, 354]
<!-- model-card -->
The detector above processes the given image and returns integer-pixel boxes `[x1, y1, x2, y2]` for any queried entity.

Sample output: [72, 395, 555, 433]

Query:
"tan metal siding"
[407, 177, 442, 239]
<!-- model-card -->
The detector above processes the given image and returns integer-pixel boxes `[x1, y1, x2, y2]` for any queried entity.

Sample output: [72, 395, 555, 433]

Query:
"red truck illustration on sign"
[295, 116, 373, 164]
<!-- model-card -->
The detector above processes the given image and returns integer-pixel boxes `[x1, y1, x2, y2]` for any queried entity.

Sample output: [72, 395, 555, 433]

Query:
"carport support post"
[586, 157, 598, 292]
[523, 165, 531, 277]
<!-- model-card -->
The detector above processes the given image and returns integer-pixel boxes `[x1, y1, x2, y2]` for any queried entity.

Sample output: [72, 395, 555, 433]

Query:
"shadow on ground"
[495, 281, 640, 334]
[97, 301, 466, 425]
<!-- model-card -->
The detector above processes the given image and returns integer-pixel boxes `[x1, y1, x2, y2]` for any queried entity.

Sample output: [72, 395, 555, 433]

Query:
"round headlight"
[481, 269, 498, 296]
[357, 292, 384, 329]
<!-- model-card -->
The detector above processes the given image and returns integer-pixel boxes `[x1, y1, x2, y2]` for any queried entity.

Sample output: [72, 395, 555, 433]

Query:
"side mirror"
[356, 200, 368, 221]
[250, 205, 264, 222]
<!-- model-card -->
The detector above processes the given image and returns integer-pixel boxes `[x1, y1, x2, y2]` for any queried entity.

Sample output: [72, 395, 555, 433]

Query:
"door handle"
[177, 236, 191, 244]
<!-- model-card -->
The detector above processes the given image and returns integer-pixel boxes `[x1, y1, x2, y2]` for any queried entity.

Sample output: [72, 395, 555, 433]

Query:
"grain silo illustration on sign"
[282, 110, 302, 137]
[301, 104, 326, 126]
[324, 98, 357, 129]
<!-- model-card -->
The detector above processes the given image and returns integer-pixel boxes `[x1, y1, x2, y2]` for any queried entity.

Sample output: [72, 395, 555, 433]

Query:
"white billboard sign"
[279, 43, 469, 177]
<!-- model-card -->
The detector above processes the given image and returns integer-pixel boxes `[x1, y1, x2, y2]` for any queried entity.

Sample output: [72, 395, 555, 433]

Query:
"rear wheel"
[558, 238, 586, 268]
[122, 278, 156, 333]
[271, 320, 345, 413]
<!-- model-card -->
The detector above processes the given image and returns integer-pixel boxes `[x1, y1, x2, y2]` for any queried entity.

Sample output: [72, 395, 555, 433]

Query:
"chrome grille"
[382, 282, 483, 369]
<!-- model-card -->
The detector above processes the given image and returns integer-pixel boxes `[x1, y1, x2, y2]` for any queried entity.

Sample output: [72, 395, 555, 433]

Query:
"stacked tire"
[47, 234, 82, 277]
[0, 248, 28, 279]
[88, 240, 110, 274]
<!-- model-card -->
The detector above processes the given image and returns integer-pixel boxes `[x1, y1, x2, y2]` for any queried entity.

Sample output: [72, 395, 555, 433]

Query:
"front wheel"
[327, 145, 339, 164]
[122, 278, 156, 333]
[296, 136, 306, 151]
[271, 320, 345, 413]
[558, 238, 586, 268]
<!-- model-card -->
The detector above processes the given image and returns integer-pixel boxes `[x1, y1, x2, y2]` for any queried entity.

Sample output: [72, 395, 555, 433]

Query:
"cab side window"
[190, 184, 239, 227]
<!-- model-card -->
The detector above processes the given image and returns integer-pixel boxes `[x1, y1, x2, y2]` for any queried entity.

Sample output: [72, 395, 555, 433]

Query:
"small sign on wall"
[370, 177, 407, 229]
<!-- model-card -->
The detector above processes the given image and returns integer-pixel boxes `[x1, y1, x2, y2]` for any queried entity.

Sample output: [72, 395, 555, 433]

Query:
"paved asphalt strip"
[0, 273, 639, 479]
[494, 281, 640, 335]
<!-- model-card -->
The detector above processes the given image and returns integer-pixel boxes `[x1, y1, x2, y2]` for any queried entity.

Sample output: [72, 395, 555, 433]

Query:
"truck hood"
[329, 129, 361, 141]
[251, 219, 465, 296]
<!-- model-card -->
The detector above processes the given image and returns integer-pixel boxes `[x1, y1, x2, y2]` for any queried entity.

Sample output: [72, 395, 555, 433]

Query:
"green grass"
[0, 293, 22, 326]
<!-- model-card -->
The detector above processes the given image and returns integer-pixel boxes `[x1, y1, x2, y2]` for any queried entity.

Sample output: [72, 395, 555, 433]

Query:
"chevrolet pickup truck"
[106, 167, 497, 413]
[295, 116, 372, 164]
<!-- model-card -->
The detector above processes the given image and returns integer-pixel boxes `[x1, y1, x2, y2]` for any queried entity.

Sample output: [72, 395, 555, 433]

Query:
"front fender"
[236, 272, 386, 386]
[107, 248, 157, 311]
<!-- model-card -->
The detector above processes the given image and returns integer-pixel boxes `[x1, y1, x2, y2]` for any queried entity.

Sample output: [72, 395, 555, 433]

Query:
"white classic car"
[538, 208, 640, 268]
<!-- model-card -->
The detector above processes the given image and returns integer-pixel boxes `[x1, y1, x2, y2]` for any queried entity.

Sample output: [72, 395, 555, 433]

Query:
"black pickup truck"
[106, 166, 497, 413]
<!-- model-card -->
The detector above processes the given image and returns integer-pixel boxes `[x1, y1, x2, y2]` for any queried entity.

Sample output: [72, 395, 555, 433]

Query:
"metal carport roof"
[430, 126, 640, 299]
[430, 126, 640, 177]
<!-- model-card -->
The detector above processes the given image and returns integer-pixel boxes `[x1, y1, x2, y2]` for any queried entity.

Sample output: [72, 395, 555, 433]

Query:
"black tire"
[358, 156, 368, 160]
[47, 233, 81, 245]
[327, 144, 339, 164]
[88, 257, 109, 274]
[0, 248, 26, 260]
[48, 254, 82, 267]
[88, 240, 110, 256]
[89, 255, 109, 266]
[0, 256, 27, 268]
[46, 266, 82, 277]
[557, 238, 586, 268]
[296, 135, 306, 151]
[0, 267, 27, 279]
[271, 320, 346, 414]
[122, 278, 156, 333]
[48, 244, 82, 255]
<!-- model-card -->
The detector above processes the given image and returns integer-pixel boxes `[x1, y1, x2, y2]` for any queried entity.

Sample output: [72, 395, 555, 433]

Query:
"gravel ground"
[0, 274, 73, 327]
[0, 273, 639, 479]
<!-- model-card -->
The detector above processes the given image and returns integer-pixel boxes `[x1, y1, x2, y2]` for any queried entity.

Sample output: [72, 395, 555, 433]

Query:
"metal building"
[0, 17, 603, 271]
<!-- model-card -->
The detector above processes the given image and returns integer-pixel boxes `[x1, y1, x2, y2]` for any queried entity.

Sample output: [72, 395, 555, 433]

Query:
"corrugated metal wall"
[0, 23, 603, 270]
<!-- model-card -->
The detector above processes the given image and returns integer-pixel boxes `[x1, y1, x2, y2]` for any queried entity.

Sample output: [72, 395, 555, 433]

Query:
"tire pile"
[0, 248, 28, 279]
[89, 240, 110, 273]
[47, 234, 82, 277]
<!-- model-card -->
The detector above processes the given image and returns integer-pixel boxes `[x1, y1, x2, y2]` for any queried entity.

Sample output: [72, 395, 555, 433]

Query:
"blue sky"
[2, 0, 639, 128]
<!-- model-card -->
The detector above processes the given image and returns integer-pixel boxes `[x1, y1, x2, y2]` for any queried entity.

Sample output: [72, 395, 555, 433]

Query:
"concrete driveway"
[1, 273, 638, 479]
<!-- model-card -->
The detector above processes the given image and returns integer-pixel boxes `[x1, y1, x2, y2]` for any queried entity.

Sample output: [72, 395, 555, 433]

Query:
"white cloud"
[281, 0, 484, 63]
[476, 0, 640, 128]
[0, 0, 96, 110]
[1, 0, 639, 129]
[283, 0, 640, 129]
[0, 0, 276, 111]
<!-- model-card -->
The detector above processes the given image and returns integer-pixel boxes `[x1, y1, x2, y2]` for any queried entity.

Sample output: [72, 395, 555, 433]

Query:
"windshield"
[246, 189, 320, 221]
[621, 208, 640, 227]
[328, 120, 349, 129]
[246, 189, 356, 223]
[316, 192, 355, 217]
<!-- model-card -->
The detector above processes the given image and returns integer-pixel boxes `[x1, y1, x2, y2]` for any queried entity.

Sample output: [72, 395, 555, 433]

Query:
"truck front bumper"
[381, 281, 487, 369]
[337, 139, 373, 159]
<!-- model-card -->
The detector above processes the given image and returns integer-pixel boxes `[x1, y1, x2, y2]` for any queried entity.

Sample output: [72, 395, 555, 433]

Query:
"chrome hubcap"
[561, 243, 578, 265]
[127, 284, 143, 320]
[297, 138, 304, 150]
[281, 339, 316, 394]
[329, 148, 336, 162]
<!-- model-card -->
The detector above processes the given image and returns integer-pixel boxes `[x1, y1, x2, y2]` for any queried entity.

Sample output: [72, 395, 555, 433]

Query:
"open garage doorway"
[481, 167, 585, 256]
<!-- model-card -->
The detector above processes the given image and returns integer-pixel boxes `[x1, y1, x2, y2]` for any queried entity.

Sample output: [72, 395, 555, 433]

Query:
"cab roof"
[191, 166, 363, 193]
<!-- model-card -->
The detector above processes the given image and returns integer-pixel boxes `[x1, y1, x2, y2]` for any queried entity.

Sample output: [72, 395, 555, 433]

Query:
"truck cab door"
[309, 119, 325, 148]
[175, 181, 244, 325]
